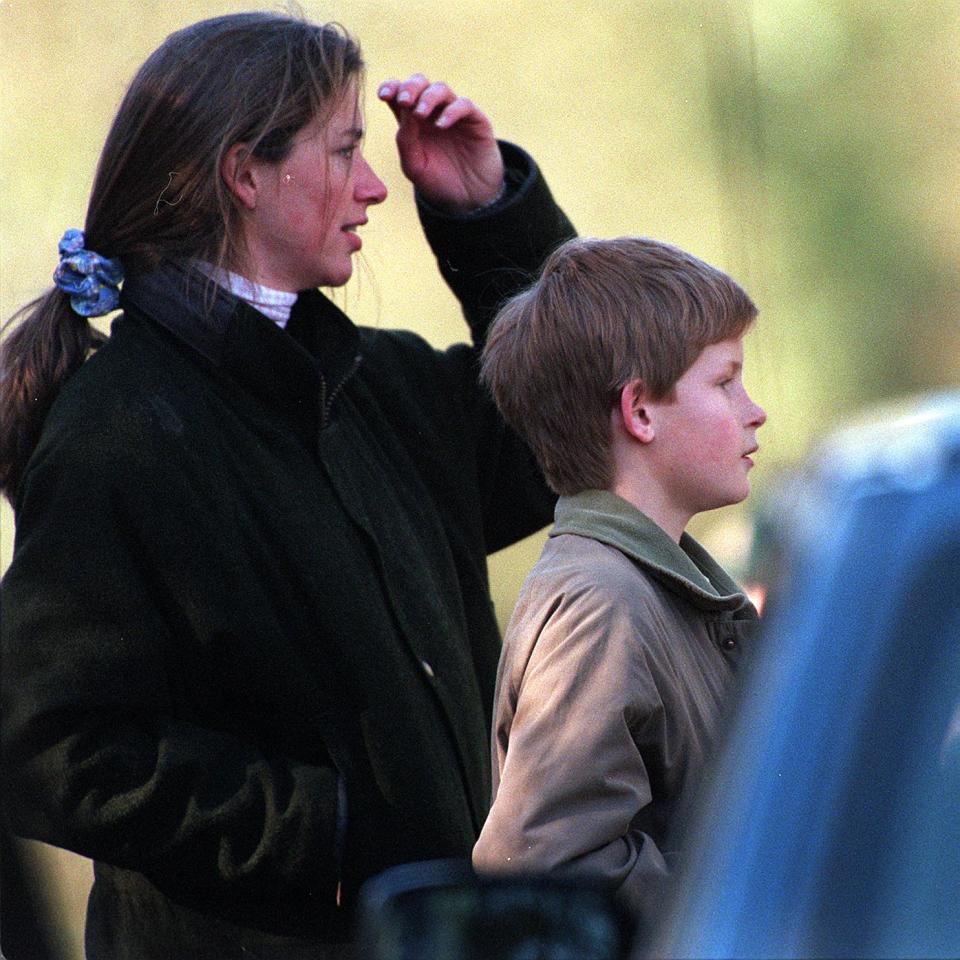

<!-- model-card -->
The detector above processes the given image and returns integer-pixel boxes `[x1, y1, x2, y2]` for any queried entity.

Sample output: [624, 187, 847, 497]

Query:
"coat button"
[421, 659, 435, 678]
[723, 638, 737, 650]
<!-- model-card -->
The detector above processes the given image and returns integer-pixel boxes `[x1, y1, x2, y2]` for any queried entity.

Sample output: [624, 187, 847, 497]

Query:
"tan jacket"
[473, 489, 759, 928]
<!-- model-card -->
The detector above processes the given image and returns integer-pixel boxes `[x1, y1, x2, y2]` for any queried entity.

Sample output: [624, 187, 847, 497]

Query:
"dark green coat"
[1, 143, 574, 958]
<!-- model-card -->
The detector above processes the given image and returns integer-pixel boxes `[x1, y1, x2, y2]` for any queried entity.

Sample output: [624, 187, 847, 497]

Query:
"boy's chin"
[710, 485, 751, 511]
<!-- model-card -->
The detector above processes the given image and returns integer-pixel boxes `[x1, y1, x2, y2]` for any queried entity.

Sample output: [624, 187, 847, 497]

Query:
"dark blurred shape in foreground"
[359, 858, 634, 960]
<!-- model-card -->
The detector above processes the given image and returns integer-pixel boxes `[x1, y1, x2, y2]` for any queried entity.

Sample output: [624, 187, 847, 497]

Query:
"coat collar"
[119, 261, 361, 419]
[551, 489, 756, 614]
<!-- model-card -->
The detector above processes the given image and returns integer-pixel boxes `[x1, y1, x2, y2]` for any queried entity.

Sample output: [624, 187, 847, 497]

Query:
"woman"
[0, 11, 574, 959]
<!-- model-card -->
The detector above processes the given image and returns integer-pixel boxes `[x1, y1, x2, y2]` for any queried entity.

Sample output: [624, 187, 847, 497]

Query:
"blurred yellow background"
[1, 1, 957, 956]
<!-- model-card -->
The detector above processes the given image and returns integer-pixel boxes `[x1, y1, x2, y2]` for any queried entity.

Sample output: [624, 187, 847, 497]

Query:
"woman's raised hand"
[378, 74, 505, 214]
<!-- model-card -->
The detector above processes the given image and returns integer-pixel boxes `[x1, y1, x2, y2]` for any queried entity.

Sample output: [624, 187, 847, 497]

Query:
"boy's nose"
[749, 399, 767, 428]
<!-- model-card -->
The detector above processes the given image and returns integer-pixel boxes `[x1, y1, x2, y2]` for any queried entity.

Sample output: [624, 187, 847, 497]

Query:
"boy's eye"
[339, 146, 356, 159]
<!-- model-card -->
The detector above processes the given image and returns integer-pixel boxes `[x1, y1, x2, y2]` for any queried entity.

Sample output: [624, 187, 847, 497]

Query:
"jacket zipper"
[318, 353, 361, 910]
[319, 355, 362, 431]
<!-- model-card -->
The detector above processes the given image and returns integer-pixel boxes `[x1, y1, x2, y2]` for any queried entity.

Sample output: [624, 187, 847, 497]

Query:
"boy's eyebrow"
[340, 126, 365, 141]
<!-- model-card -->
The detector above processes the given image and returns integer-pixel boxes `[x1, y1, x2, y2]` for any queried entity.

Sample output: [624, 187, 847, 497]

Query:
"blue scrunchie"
[53, 228, 124, 317]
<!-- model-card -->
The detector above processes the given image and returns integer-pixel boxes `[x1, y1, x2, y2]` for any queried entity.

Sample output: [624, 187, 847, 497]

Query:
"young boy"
[472, 236, 766, 930]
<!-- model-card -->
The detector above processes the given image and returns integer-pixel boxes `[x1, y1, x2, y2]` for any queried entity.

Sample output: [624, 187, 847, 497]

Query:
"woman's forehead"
[292, 92, 362, 147]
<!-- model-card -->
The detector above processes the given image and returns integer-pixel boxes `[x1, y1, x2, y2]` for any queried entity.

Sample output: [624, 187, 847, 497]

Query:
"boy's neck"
[607, 402, 692, 544]
[608, 473, 690, 544]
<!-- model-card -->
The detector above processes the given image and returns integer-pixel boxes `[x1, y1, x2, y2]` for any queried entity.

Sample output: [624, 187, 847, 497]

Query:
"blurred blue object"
[659, 391, 960, 959]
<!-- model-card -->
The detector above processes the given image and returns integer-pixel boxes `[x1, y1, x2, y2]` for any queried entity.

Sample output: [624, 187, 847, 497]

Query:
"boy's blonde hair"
[481, 236, 757, 496]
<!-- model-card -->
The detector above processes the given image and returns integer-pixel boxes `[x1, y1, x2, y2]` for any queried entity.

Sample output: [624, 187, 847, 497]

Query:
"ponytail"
[0, 290, 105, 504]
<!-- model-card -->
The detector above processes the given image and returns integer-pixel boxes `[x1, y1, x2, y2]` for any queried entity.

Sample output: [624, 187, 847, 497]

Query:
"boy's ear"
[221, 143, 258, 211]
[618, 379, 655, 444]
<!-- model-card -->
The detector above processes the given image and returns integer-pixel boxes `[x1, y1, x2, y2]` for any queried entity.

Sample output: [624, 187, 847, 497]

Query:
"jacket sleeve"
[416, 142, 576, 551]
[472, 581, 673, 926]
[416, 141, 575, 345]
[0, 424, 343, 925]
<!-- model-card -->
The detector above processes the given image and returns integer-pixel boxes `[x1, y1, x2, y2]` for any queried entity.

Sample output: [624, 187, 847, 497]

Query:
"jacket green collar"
[551, 489, 755, 614]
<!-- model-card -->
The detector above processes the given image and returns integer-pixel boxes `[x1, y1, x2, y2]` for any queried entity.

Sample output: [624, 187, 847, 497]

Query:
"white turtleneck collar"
[194, 261, 298, 329]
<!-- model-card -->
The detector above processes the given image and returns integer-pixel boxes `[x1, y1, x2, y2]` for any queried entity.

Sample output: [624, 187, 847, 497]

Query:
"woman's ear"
[618, 379, 655, 444]
[221, 143, 258, 210]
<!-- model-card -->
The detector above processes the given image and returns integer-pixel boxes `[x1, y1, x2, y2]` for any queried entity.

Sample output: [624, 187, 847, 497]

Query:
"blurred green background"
[1, 1, 957, 956]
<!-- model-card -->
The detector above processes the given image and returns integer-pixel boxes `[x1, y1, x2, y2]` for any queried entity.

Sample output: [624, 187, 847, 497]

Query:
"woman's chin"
[317, 262, 354, 289]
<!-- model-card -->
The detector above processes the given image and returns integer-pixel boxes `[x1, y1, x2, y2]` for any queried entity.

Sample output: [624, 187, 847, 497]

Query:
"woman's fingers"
[379, 76, 477, 126]
[378, 72, 501, 212]
[377, 74, 432, 117]
[410, 82, 460, 123]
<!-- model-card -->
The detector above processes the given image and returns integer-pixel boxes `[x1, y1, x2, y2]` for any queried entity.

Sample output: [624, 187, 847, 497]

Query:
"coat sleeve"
[416, 142, 576, 551]
[472, 580, 674, 926]
[417, 141, 576, 345]
[0, 421, 344, 925]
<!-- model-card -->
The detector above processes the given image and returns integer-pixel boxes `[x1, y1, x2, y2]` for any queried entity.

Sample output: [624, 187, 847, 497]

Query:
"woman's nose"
[356, 157, 388, 205]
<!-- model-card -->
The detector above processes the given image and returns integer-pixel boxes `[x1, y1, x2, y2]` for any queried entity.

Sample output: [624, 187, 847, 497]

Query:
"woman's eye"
[339, 146, 356, 159]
